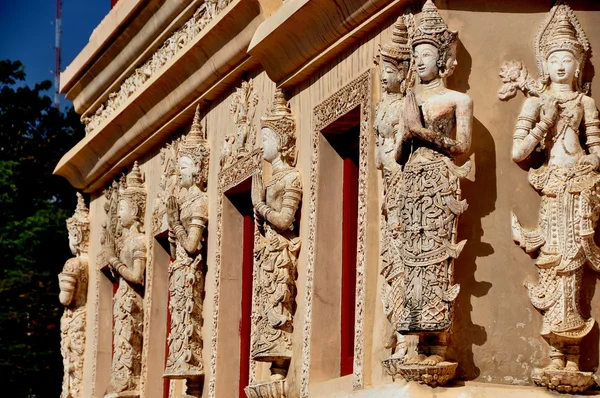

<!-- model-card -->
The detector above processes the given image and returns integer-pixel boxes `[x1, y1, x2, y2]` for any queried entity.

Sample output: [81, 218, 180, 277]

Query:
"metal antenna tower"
[54, 0, 62, 108]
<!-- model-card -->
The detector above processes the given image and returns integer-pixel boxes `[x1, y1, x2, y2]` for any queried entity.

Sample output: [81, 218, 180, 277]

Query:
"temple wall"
[61, 0, 600, 397]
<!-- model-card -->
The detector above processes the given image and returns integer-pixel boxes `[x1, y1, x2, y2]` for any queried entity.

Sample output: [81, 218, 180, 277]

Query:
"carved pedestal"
[105, 392, 139, 398]
[531, 368, 596, 394]
[244, 380, 287, 398]
[382, 358, 457, 388]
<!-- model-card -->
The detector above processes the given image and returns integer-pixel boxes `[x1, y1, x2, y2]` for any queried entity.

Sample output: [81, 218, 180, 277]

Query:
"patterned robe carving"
[106, 233, 145, 395]
[394, 131, 469, 332]
[60, 257, 88, 398]
[164, 189, 207, 377]
[251, 169, 302, 361]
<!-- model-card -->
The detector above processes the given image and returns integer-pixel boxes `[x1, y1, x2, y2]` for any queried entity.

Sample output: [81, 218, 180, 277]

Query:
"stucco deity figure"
[247, 89, 302, 395]
[499, 1, 600, 393]
[374, 15, 412, 359]
[221, 80, 259, 169]
[103, 162, 147, 398]
[381, 0, 473, 386]
[59, 193, 89, 398]
[163, 109, 209, 397]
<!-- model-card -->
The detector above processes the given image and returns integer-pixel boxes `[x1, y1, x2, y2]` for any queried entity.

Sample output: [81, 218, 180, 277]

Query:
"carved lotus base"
[244, 379, 287, 398]
[382, 358, 457, 387]
[162, 369, 204, 380]
[531, 368, 596, 394]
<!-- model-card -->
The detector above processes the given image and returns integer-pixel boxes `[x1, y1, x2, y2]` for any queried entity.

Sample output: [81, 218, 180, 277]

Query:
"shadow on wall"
[451, 116, 495, 381]
[448, 38, 495, 381]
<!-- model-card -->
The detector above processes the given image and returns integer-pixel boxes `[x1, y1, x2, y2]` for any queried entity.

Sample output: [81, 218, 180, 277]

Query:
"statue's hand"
[104, 233, 116, 261]
[254, 204, 264, 221]
[403, 92, 422, 135]
[166, 196, 179, 228]
[578, 153, 600, 170]
[540, 95, 559, 124]
[251, 173, 265, 206]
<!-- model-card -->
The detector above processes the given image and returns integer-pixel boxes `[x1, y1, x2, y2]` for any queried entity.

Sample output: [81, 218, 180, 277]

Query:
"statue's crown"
[180, 105, 209, 163]
[120, 161, 145, 199]
[66, 192, 89, 236]
[380, 17, 411, 62]
[538, 2, 588, 59]
[411, 0, 457, 51]
[260, 89, 296, 147]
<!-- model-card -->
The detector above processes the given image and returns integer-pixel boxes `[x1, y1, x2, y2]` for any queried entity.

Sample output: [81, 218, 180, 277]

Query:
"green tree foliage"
[0, 60, 85, 397]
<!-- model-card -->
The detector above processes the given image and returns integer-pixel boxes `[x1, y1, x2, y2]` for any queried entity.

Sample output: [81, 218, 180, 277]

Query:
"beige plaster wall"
[80, 1, 600, 396]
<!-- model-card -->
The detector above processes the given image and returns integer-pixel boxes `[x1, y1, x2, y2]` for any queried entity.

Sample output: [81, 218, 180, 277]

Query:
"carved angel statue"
[103, 162, 147, 398]
[393, 0, 472, 371]
[499, 2, 600, 390]
[250, 89, 302, 384]
[163, 107, 209, 391]
[374, 14, 413, 359]
[59, 193, 89, 398]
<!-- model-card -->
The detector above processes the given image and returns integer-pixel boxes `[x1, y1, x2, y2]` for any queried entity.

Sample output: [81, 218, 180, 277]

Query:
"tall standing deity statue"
[246, 89, 302, 397]
[374, 14, 413, 361]
[498, 1, 600, 393]
[382, 0, 473, 387]
[163, 108, 210, 397]
[59, 193, 89, 398]
[103, 162, 147, 398]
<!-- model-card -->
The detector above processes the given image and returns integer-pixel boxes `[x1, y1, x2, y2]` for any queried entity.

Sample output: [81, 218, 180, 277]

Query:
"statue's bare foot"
[421, 355, 444, 366]
[546, 357, 565, 370]
[565, 359, 579, 372]
[407, 354, 427, 365]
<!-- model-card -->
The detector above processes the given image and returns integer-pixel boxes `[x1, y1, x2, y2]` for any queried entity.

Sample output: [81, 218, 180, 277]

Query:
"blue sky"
[0, 0, 109, 107]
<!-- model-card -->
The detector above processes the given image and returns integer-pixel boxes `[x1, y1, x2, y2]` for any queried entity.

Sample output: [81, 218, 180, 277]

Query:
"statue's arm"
[512, 97, 545, 162]
[255, 173, 302, 231]
[408, 95, 473, 157]
[173, 217, 207, 255]
[583, 96, 600, 158]
[58, 257, 82, 305]
[110, 244, 146, 286]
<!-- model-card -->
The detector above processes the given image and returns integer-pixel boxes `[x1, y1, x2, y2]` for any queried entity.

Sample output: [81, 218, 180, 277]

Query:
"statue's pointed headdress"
[119, 161, 146, 219]
[380, 16, 411, 63]
[260, 89, 297, 166]
[180, 105, 210, 187]
[66, 192, 90, 251]
[535, 0, 589, 86]
[411, 0, 457, 50]
[411, 0, 458, 77]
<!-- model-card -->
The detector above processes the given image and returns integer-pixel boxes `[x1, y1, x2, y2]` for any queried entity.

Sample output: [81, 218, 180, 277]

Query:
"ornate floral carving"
[160, 107, 210, 397]
[100, 162, 147, 398]
[152, 140, 180, 236]
[59, 193, 89, 398]
[499, 1, 600, 393]
[81, 1, 233, 134]
[221, 79, 259, 169]
[245, 89, 302, 397]
[305, 70, 373, 395]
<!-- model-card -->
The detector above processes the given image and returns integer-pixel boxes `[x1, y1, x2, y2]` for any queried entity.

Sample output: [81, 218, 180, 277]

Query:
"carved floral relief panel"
[82, 0, 233, 135]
